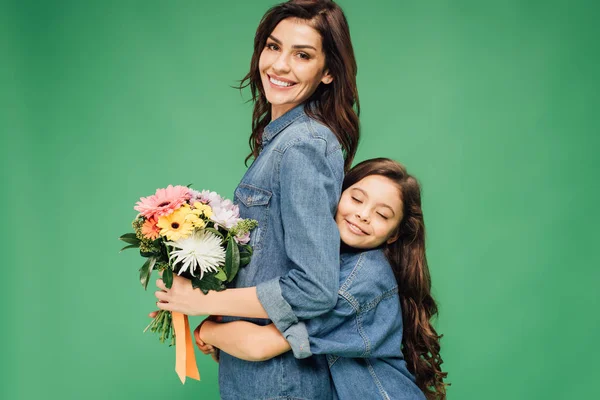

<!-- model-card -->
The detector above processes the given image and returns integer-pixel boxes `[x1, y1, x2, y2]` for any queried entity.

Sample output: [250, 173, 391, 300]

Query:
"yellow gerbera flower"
[186, 213, 206, 229]
[156, 207, 194, 241]
[192, 202, 213, 218]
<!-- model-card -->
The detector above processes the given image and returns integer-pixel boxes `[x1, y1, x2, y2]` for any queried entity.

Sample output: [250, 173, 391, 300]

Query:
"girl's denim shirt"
[218, 103, 344, 400]
[284, 249, 426, 400]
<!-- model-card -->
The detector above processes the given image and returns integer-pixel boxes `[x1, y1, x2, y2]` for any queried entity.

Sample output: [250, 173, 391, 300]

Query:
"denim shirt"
[218, 104, 344, 400]
[283, 249, 426, 400]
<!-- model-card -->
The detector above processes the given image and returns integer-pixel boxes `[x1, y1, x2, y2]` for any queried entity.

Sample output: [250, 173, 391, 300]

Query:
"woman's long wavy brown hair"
[343, 158, 449, 399]
[238, 0, 360, 171]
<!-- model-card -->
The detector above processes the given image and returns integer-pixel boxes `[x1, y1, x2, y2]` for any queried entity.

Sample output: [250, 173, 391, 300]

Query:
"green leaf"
[242, 244, 253, 255]
[204, 227, 224, 240]
[239, 254, 252, 267]
[224, 236, 240, 282]
[119, 233, 141, 245]
[191, 273, 225, 294]
[163, 267, 173, 289]
[139, 257, 157, 290]
[214, 268, 227, 281]
[120, 244, 139, 252]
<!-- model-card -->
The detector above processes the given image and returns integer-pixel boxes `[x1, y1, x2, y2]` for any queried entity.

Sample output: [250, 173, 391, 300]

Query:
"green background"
[2, 0, 598, 399]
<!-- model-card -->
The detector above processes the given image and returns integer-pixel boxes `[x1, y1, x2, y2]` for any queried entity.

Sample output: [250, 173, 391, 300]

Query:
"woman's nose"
[272, 53, 291, 73]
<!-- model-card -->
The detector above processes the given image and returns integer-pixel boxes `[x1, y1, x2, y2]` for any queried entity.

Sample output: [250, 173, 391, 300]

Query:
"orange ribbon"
[172, 311, 200, 383]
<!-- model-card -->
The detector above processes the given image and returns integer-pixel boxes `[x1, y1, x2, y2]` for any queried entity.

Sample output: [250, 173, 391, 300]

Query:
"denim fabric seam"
[306, 118, 343, 156]
[235, 183, 272, 252]
[262, 108, 307, 144]
[360, 286, 399, 314]
[327, 354, 340, 368]
[355, 308, 371, 357]
[339, 252, 365, 292]
[365, 359, 391, 400]
[338, 290, 359, 312]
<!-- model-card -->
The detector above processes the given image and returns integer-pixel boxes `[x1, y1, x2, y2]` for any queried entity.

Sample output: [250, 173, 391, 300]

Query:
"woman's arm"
[155, 138, 343, 326]
[199, 321, 291, 362]
[155, 277, 268, 318]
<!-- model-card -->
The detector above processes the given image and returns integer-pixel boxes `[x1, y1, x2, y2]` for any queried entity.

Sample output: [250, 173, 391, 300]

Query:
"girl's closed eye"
[377, 212, 389, 220]
[351, 197, 362, 203]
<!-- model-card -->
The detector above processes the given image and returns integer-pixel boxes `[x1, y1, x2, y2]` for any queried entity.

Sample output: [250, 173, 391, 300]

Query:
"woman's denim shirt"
[218, 104, 344, 400]
[284, 249, 426, 400]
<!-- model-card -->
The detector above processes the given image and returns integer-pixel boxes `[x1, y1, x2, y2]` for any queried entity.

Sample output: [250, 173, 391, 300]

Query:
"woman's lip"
[345, 220, 367, 235]
[266, 74, 297, 89]
[268, 73, 296, 84]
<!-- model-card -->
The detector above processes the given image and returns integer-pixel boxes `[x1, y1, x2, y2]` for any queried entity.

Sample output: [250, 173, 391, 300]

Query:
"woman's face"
[259, 18, 333, 120]
[335, 175, 404, 249]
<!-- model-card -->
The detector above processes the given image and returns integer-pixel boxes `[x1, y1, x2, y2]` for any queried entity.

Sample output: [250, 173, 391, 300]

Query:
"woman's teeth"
[270, 76, 294, 87]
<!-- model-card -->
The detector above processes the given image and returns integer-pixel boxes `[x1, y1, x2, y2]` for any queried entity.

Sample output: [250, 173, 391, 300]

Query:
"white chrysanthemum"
[166, 230, 226, 279]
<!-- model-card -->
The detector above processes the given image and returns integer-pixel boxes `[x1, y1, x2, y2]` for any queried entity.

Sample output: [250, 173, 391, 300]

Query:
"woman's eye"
[267, 43, 279, 51]
[377, 213, 389, 220]
[297, 52, 310, 60]
[351, 197, 362, 203]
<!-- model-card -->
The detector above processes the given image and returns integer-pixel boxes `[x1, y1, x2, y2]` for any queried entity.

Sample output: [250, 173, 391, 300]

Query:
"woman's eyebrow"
[268, 35, 317, 51]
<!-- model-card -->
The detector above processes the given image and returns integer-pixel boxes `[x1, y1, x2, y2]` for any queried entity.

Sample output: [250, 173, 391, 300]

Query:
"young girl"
[195, 158, 448, 400]
[152, 1, 360, 398]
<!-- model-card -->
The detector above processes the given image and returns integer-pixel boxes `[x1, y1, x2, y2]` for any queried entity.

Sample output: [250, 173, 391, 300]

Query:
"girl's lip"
[345, 220, 368, 235]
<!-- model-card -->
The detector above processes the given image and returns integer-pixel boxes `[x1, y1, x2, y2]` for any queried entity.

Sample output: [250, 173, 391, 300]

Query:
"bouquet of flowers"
[119, 185, 256, 382]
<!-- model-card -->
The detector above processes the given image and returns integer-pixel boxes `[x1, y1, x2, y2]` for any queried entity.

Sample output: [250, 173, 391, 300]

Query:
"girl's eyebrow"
[351, 187, 396, 216]
[268, 35, 317, 51]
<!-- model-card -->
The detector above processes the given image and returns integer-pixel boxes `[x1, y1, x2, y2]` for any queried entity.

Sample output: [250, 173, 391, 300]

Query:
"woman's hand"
[154, 274, 205, 316]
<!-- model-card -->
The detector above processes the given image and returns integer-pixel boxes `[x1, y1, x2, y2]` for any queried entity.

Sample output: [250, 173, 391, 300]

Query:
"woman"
[153, 1, 360, 398]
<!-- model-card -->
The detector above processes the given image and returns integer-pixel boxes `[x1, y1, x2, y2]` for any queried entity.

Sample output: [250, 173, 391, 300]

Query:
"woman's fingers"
[156, 278, 167, 291]
[148, 310, 159, 318]
[154, 290, 169, 302]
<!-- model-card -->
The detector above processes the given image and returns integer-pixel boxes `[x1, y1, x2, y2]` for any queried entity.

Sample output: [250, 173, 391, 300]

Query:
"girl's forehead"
[347, 175, 403, 209]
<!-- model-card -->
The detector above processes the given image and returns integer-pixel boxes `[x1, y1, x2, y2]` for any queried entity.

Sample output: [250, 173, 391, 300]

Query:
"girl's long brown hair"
[343, 158, 449, 399]
[238, 0, 360, 171]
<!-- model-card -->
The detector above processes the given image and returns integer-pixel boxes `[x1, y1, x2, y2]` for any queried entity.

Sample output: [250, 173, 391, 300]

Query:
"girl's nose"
[356, 211, 370, 223]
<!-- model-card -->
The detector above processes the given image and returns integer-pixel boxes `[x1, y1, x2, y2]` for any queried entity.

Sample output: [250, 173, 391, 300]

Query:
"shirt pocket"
[234, 183, 272, 250]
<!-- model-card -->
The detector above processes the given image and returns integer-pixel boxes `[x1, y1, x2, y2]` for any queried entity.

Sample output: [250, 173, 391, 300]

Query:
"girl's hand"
[193, 316, 223, 363]
[154, 274, 204, 316]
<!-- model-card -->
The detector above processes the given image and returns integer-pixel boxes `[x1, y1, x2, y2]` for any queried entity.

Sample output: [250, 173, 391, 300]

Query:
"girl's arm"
[200, 320, 291, 362]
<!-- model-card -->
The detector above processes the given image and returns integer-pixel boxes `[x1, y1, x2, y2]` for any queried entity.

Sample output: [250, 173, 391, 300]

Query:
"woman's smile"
[267, 73, 297, 88]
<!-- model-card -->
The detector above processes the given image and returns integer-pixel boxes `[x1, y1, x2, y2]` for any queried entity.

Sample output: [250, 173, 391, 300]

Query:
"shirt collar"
[262, 103, 306, 144]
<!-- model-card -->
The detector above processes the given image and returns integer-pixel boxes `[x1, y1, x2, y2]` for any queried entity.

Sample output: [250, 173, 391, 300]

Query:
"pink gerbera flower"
[141, 217, 161, 240]
[134, 185, 191, 219]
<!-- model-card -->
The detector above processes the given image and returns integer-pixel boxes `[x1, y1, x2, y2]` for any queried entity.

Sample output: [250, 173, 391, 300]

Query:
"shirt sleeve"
[284, 295, 364, 359]
[256, 138, 342, 333]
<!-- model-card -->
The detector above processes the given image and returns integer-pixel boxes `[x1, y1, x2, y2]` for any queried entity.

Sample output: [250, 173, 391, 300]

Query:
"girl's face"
[336, 175, 404, 249]
[258, 18, 333, 120]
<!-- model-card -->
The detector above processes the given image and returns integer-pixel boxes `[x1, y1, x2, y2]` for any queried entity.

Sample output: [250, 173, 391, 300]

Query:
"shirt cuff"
[282, 321, 312, 359]
[256, 278, 298, 332]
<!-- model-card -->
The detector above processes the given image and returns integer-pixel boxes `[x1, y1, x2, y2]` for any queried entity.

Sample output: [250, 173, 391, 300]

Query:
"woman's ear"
[321, 70, 333, 85]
